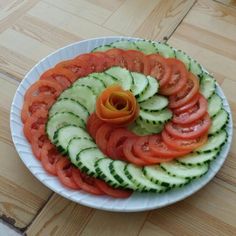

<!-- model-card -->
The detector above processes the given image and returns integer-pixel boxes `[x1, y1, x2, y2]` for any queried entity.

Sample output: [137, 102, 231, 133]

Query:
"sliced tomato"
[72, 168, 104, 195]
[123, 138, 147, 166]
[165, 113, 211, 139]
[173, 95, 208, 124]
[24, 80, 63, 101]
[56, 157, 80, 189]
[105, 49, 127, 68]
[160, 58, 187, 96]
[169, 72, 199, 109]
[21, 94, 55, 123]
[41, 141, 63, 175]
[173, 93, 200, 115]
[162, 130, 208, 151]
[94, 179, 132, 198]
[95, 124, 114, 155]
[144, 54, 171, 87]
[86, 113, 105, 139]
[91, 52, 115, 71]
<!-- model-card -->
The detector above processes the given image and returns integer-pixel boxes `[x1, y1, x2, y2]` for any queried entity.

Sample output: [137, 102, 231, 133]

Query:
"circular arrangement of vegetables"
[21, 40, 229, 198]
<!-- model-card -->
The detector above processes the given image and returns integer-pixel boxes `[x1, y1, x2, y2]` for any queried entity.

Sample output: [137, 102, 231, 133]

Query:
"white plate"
[10, 36, 233, 212]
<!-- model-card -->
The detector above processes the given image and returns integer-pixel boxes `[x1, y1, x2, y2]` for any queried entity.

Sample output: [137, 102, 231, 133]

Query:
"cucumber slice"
[190, 59, 203, 76]
[49, 98, 89, 122]
[59, 85, 96, 114]
[136, 118, 164, 134]
[208, 93, 222, 118]
[196, 130, 227, 153]
[125, 164, 167, 192]
[143, 165, 188, 187]
[110, 160, 138, 190]
[54, 125, 91, 154]
[91, 72, 118, 87]
[134, 40, 157, 54]
[131, 72, 149, 97]
[200, 72, 216, 99]
[139, 108, 172, 125]
[68, 137, 96, 164]
[154, 43, 175, 58]
[129, 122, 151, 136]
[105, 66, 133, 91]
[92, 45, 112, 52]
[209, 109, 228, 134]
[95, 158, 121, 188]
[46, 112, 85, 143]
[111, 40, 138, 50]
[137, 76, 159, 102]
[175, 50, 190, 70]
[177, 150, 219, 166]
[77, 147, 105, 177]
[73, 76, 105, 95]
[160, 161, 209, 179]
[139, 95, 168, 111]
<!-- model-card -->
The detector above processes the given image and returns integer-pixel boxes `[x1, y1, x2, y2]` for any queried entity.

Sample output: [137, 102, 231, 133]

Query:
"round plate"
[10, 36, 233, 212]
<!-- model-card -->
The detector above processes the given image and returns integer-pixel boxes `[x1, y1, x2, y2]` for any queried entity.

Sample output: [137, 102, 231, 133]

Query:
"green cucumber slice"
[91, 72, 118, 87]
[175, 50, 190, 70]
[139, 95, 168, 111]
[209, 109, 228, 134]
[134, 40, 157, 54]
[92, 45, 112, 52]
[200, 72, 216, 99]
[131, 72, 149, 97]
[190, 59, 203, 76]
[154, 43, 175, 58]
[111, 40, 138, 50]
[208, 93, 223, 118]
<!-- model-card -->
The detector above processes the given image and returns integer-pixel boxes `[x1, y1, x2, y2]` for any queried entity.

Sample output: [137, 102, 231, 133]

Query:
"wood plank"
[26, 194, 93, 236]
[139, 221, 172, 236]
[215, 0, 236, 8]
[87, 0, 125, 11]
[134, 0, 195, 41]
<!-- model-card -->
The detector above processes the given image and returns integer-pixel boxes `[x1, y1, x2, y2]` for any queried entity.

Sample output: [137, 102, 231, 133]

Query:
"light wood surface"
[0, 0, 235, 235]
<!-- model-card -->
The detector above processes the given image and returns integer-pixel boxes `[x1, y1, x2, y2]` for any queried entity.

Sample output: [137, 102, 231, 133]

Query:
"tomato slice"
[123, 138, 147, 166]
[86, 113, 105, 139]
[95, 123, 114, 155]
[160, 58, 187, 96]
[162, 130, 208, 151]
[56, 157, 80, 189]
[165, 113, 211, 139]
[105, 49, 127, 68]
[144, 54, 171, 87]
[41, 141, 63, 175]
[21, 94, 55, 123]
[94, 179, 132, 198]
[90, 52, 114, 72]
[149, 135, 189, 158]
[24, 80, 63, 101]
[173, 93, 200, 115]
[72, 168, 104, 195]
[173, 95, 208, 124]
[169, 72, 199, 109]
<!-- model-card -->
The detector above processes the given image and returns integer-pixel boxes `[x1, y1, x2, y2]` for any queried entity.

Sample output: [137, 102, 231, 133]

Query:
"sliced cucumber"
[196, 130, 227, 153]
[134, 40, 157, 54]
[131, 72, 149, 97]
[91, 72, 118, 87]
[154, 43, 175, 58]
[68, 137, 97, 164]
[111, 40, 138, 50]
[76, 147, 105, 177]
[143, 165, 188, 187]
[177, 150, 219, 166]
[125, 164, 167, 192]
[105, 66, 133, 91]
[110, 160, 138, 190]
[59, 85, 96, 114]
[208, 93, 222, 118]
[129, 122, 151, 136]
[46, 112, 85, 143]
[139, 95, 168, 111]
[160, 161, 209, 179]
[137, 76, 159, 102]
[139, 108, 172, 125]
[200, 72, 216, 99]
[95, 158, 121, 188]
[209, 109, 228, 134]
[190, 59, 203, 76]
[73, 76, 105, 96]
[175, 50, 190, 70]
[136, 118, 164, 134]
[54, 125, 91, 154]
[49, 98, 89, 122]
[92, 45, 112, 52]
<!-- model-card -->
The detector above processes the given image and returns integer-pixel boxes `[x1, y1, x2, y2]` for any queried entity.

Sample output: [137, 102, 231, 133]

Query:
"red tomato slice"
[144, 54, 171, 87]
[72, 168, 104, 195]
[91, 52, 115, 71]
[162, 130, 208, 151]
[105, 49, 127, 68]
[56, 157, 80, 189]
[165, 113, 211, 139]
[172, 95, 208, 124]
[123, 138, 147, 166]
[86, 113, 105, 139]
[169, 72, 199, 109]
[94, 179, 132, 198]
[173, 93, 200, 115]
[41, 141, 63, 175]
[24, 80, 63, 101]
[160, 58, 187, 96]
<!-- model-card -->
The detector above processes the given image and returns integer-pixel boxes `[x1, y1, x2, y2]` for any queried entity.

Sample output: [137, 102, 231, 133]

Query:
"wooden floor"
[0, 0, 236, 235]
